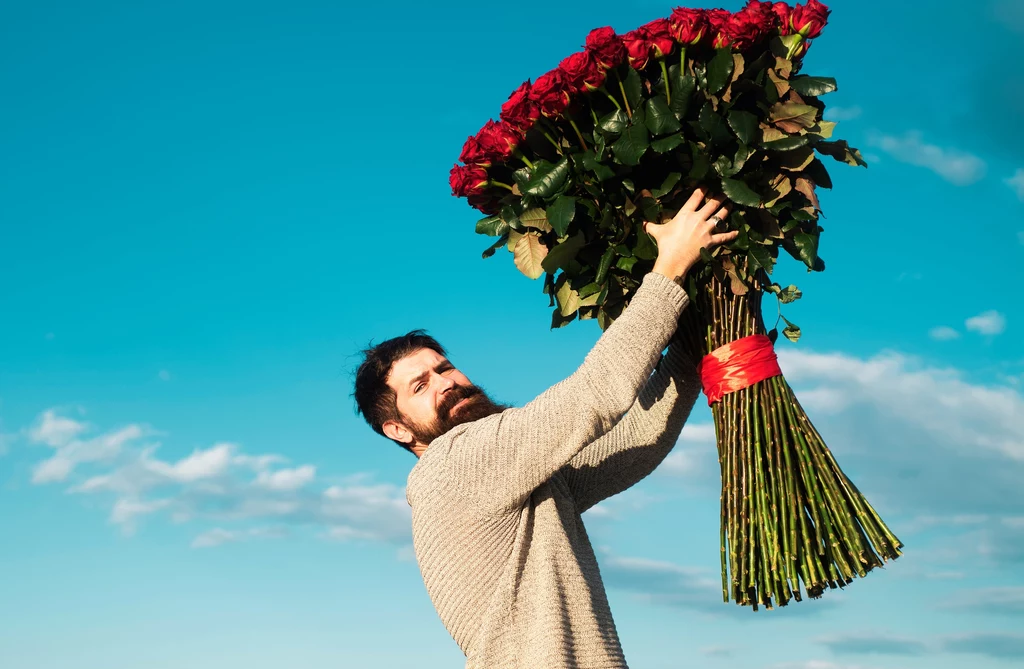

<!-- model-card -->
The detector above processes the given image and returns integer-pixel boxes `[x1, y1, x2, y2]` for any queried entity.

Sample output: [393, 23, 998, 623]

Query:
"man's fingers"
[681, 186, 708, 214]
[710, 230, 740, 246]
[699, 195, 727, 218]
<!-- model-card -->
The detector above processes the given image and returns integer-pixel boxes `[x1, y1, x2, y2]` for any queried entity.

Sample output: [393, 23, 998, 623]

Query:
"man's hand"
[645, 186, 739, 284]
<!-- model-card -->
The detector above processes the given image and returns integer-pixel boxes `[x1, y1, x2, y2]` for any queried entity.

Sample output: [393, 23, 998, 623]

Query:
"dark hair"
[353, 330, 447, 451]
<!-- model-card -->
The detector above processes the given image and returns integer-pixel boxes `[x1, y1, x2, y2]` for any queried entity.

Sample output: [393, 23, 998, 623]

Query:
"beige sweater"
[406, 272, 701, 669]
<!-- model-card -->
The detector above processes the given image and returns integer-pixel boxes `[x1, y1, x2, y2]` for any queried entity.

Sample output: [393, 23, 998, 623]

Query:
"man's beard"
[403, 384, 507, 445]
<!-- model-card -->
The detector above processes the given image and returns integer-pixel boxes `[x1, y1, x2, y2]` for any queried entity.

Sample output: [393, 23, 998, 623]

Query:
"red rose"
[706, 8, 733, 48]
[475, 120, 521, 162]
[500, 81, 541, 132]
[459, 135, 490, 166]
[449, 164, 489, 198]
[725, 1, 778, 49]
[559, 51, 606, 93]
[772, 2, 794, 35]
[622, 28, 651, 69]
[529, 69, 571, 117]
[791, 0, 829, 39]
[643, 18, 676, 57]
[624, 19, 677, 69]
[585, 26, 627, 69]
[670, 7, 708, 45]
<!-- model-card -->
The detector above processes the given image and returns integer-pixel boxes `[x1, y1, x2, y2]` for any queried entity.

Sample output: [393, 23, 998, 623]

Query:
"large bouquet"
[449, 1, 902, 610]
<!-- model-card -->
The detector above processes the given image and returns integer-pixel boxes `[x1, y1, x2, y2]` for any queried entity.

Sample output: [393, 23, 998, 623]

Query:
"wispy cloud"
[928, 326, 960, 341]
[816, 632, 929, 656]
[943, 632, 1024, 659]
[824, 106, 861, 122]
[965, 310, 1007, 336]
[24, 409, 411, 548]
[1006, 169, 1024, 200]
[866, 131, 986, 185]
[157, 369, 171, 382]
[941, 586, 1024, 616]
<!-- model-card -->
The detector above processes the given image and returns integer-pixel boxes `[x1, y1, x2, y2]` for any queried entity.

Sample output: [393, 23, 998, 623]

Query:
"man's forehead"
[387, 348, 449, 386]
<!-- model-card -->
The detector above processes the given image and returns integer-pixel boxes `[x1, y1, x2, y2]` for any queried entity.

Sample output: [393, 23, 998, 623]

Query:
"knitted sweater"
[406, 272, 702, 669]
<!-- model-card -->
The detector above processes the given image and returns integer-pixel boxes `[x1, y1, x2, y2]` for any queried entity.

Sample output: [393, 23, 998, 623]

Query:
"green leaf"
[651, 172, 681, 198]
[481, 233, 509, 259]
[597, 109, 628, 135]
[644, 97, 681, 135]
[611, 123, 649, 166]
[778, 284, 802, 303]
[707, 48, 735, 94]
[769, 102, 819, 130]
[475, 215, 507, 237]
[524, 158, 570, 197]
[513, 232, 548, 279]
[633, 227, 658, 260]
[582, 150, 615, 182]
[622, 68, 644, 111]
[541, 231, 585, 274]
[727, 110, 759, 146]
[519, 207, 551, 232]
[556, 279, 581, 317]
[689, 146, 710, 179]
[699, 246, 713, 264]
[748, 243, 775, 274]
[768, 327, 779, 344]
[638, 196, 661, 223]
[547, 196, 577, 237]
[815, 140, 868, 167]
[781, 315, 801, 342]
[721, 177, 762, 207]
[669, 71, 696, 120]
[616, 255, 639, 272]
[651, 133, 685, 154]
[550, 308, 577, 329]
[698, 102, 732, 145]
[595, 247, 616, 284]
[762, 136, 811, 151]
[793, 232, 818, 269]
[790, 76, 838, 97]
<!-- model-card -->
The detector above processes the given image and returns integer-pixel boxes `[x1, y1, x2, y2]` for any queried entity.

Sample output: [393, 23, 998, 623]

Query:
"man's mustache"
[438, 385, 483, 418]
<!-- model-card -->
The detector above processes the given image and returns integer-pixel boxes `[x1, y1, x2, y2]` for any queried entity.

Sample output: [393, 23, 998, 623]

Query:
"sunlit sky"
[2, 1, 1023, 668]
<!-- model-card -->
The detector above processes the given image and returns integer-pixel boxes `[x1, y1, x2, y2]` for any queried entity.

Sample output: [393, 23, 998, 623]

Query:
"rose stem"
[611, 69, 633, 118]
[568, 119, 589, 152]
[659, 59, 672, 104]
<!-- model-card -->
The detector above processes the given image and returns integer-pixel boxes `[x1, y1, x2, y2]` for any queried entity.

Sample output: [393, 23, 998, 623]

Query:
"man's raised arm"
[433, 188, 736, 515]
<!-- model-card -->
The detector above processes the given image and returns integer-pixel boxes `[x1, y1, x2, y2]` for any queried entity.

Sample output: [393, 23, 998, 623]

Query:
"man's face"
[384, 348, 505, 448]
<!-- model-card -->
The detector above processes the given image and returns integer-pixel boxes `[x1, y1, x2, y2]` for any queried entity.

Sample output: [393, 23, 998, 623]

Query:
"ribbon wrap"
[696, 334, 782, 406]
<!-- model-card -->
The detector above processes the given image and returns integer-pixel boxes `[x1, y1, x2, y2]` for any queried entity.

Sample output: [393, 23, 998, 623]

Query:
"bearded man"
[354, 188, 736, 669]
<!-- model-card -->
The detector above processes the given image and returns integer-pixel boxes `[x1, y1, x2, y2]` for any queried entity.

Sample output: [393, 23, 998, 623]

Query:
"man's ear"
[382, 420, 414, 445]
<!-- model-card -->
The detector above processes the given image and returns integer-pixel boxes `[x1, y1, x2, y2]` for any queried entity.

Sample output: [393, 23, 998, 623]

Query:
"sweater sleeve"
[438, 272, 690, 516]
[557, 342, 703, 513]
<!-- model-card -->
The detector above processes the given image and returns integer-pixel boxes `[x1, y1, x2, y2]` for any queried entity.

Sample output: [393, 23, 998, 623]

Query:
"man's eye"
[414, 383, 426, 393]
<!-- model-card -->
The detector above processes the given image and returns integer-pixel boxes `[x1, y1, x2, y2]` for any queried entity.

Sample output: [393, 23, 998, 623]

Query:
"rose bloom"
[622, 28, 651, 69]
[449, 164, 489, 198]
[791, 0, 830, 39]
[706, 8, 733, 48]
[476, 120, 521, 162]
[584, 26, 627, 69]
[772, 2, 794, 35]
[725, 0, 779, 49]
[559, 51, 606, 93]
[529, 69, 571, 117]
[500, 81, 541, 132]
[643, 18, 676, 57]
[459, 135, 490, 166]
[670, 7, 708, 45]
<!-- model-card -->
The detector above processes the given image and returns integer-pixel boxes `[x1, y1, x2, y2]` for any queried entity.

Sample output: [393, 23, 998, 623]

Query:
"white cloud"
[255, 465, 316, 491]
[157, 369, 171, 382]
[824, 106, 861, 121]
[661, 423, 716, 477]
[30, 418, 144, 483]
[24, 409, 411, 547]
[929, 326, 960, 341]
[866, 130, 986, 185]
[1006, 169, 1024, 200]
[966, 310, 1007, 336]
[28, 409, 87, 447]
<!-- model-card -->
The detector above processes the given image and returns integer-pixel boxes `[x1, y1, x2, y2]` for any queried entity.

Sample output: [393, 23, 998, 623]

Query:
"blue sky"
[2, 1, 1023, 667]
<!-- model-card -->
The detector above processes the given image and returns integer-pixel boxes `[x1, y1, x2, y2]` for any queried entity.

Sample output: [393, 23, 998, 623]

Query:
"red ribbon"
[696, 334, 782, 406]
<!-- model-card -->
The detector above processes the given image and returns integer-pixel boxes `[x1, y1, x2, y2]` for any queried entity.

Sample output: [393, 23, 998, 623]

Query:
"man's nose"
[436, 372, 456, 392]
